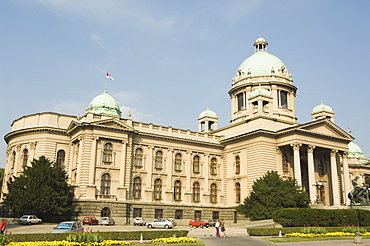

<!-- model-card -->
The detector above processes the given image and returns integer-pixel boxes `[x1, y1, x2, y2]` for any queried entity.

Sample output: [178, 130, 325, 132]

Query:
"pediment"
[297, 119, 353, 140]
[90, 118, 134, 131]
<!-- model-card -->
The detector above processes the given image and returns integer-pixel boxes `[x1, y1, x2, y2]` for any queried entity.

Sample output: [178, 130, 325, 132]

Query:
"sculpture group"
[348, 177, 370, 205]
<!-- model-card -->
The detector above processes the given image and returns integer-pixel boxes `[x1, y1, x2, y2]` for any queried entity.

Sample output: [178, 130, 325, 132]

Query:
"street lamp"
[312, 180, 323, 204]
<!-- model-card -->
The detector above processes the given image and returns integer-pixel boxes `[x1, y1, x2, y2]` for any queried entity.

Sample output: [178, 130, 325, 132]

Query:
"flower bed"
[151, 237, 197, 244]
[7, 240, 131, 246]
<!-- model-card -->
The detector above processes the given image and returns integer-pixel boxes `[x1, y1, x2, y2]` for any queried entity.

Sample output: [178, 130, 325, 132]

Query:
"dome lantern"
[254, 36, 268, 52]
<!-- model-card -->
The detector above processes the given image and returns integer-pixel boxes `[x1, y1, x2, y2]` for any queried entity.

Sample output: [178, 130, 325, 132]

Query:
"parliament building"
[2, 37, 369, 224]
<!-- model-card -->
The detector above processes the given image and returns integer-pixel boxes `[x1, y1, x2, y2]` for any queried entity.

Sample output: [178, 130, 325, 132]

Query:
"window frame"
[154, 178, 162, 200]
[22, 149, 29, 168]
[101, 173, 111, 195]
[210, 183, 217, 203]
[210, 158, 217, 175]
[134, 148, 143, 167]
[192, 182, 200, 202]
[193, 155, 200, 173]
[174, 180, 182, 201]
[235, 156, 240, 174]
[155, 151, 163, 169]
[56, 149, 65, 166]
[174, 153, 182, 171]
[103, 143, 113, 164]
[133, 176, 142, 198]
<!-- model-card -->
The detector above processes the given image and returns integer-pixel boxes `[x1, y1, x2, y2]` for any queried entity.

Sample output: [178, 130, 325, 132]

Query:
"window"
[318, 160, 324, 176]
[134, 148, 143, 167]
[193, 156, 200, 173]
[133, 208, 142, 218]
[235, 182, 241, 203]
[11, 151, 16, 169]
[279, 90, 288, 109]
[101, 173, 111, 195]
[210, 158, 217, 175]
[174, 180, 182, 201]
[101, 207, 111, 217]
[174, 153, 182, 171]
[155, 209, 163, 219]
[210, 183, 217, 203]
[282, 154, 289, 172]
[56, 149, 65, 166]
[22, 149, 28, 168]
[154, 178, 162, 200]
[103, 143, 113, 164]
[194, 210, 202, 219]
[133, 177, 142, 198]
[237, 93, 244, 111]
[212, 211, 219, 220]
[235, 156, 240, 174]
[192, 182, 200, 202]
[175, 210, 183, 219]
[155, 151, 163, 169]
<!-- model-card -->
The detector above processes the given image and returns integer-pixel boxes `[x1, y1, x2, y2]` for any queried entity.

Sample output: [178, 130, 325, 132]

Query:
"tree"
[236, 171, 310, 220]
[3, 156, 75, 222]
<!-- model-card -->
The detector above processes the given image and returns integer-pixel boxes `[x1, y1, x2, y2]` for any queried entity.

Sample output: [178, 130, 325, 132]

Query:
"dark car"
[82, 217, 98, 225]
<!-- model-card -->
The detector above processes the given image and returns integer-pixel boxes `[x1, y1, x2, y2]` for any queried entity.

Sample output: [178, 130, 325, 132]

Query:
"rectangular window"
[237, 93, 244, 111]
[194, 210, 202, 219]
[280, 90, 288, 109]
[212, 211, 219, 220]
[133, 208, 142, 218]
[175, 210, 183, 219]
[155, 209, 163, 219]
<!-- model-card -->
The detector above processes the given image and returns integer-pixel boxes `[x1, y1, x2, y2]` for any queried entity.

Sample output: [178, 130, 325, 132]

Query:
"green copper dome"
[199, 108, 217, 119]
[348, 142, 367, 160]
[249, 85, 271, 98]
[312, 102, 334, 114]
[86, 90, 122, 118]
[235, 37, 290, 80]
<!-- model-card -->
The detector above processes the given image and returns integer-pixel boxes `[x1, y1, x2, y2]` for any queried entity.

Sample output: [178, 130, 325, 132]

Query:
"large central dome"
[86, 89, 122, 118]
[233, 37, 292, 83]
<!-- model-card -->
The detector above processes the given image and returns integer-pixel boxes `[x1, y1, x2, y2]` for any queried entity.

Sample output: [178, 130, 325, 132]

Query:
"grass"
[263, 235, 370, 243]
[132, 243, 205, 246]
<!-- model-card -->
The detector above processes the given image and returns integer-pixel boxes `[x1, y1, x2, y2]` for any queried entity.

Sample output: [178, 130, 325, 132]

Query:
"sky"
[1, 0, 370, 168]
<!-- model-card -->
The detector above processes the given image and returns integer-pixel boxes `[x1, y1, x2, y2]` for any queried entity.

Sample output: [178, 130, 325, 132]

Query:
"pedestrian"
[220, 219, 226, 237]
[215, 219, 220, 237]
[0, 219, 6, 234]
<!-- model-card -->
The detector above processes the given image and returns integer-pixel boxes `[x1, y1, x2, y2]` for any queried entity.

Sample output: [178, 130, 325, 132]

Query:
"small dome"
[234, 37, 290, 81]
[312, 102, 334, 114]
[348, 142, 367, 160]
[249, 85, 271, 98]
[86, 90, 122, 118]
[198, 108, 217, 119]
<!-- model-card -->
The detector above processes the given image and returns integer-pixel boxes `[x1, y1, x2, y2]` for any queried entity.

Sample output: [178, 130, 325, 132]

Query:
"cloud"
[219, 0, 264, 24]
[120, 105, 160, 123]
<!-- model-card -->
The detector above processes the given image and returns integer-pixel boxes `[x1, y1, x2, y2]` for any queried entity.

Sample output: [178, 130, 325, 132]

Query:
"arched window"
[210, 183, 217, 203]
[174, 153, 182, 171]
[192, 182, 200, 202]
[318, 160, 324, 176]
[22, 149, 28, 168]
[101, 207, 111, 217]
[210, 158, 217, 175]
[133, 177, 142, 198]
[154, 178, 162, 200]
[193, 156, 200, 173]
[235, 156, 240, 174]
[235, 182, 241, 203]
[282, 154, 289, 172]
[11, 151, 16, 169]
[134, 148, 143, 167]
[103, 143, 113, 164]
[56, 149, 65, 166]
[174, 180, 182, 200]
[155, 151, 163, 169]
[101, 173, 111, 195]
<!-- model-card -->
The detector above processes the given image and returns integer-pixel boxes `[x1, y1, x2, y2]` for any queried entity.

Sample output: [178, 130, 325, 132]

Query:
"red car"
[188, 218, 210, 228]
[82, 216, 99, 225]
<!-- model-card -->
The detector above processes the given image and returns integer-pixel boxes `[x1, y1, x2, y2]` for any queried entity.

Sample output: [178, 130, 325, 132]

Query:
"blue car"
[51, 221, 84, 233]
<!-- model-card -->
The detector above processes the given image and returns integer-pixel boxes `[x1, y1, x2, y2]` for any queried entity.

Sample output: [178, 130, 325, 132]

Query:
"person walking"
[0, 219, 7, 234]
[215, 219, 220, 237]
[220, 219, 226, 237]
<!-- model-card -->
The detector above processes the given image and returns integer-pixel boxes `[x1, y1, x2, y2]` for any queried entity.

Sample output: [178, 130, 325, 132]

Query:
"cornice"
[4, 127, 68, 144]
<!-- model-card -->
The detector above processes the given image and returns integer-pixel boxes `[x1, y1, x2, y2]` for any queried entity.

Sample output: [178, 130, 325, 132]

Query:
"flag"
[347, 127, 352, 133]
[106, 72, 114, 80]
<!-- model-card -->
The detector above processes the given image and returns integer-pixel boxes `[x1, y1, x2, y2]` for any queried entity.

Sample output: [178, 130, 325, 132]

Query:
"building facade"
[2, 37, 366, 224]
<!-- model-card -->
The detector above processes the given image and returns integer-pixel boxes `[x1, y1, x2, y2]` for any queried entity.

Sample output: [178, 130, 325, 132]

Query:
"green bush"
[246, 226, 370, 236]
[341, 226, 367, 234]
[0, 235, 11, 246]
[300, 226, 327, 234]
[67, 232, 103, 243]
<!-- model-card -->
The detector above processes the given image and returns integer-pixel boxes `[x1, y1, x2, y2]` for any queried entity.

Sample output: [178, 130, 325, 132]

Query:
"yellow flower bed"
[7, 240, 131, 246]
[285, 232, 370, 238]
[151, 237, 197, 244]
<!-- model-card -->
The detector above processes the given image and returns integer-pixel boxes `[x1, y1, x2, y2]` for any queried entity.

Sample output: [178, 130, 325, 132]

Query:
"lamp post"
[312, 180, 323, 204]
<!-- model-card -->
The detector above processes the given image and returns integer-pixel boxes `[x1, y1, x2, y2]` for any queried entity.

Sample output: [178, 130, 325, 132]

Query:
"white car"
[100, 217, 115, 225]
[51, 221, 84, 233]
[19, 215, 42, 225]
[133, 217, 146, 226]
[146, 218, 176, 229]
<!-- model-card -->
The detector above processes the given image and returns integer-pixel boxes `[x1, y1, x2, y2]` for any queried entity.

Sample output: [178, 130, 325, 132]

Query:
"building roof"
[86, 90, 122, 118]
[312, 101, 334, 114]
[198, 108, 218, 119]
[249, 85, 271, 99]
[348, 142, 367, 160]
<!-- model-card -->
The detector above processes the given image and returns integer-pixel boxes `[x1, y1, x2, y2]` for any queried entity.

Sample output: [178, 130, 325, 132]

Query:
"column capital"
[330, 149, 338, 157]
[276, 147, 282, 155]
[342, 151, 349, 158]
[291, 142, 302, 151]
[307, 145, 316, 153]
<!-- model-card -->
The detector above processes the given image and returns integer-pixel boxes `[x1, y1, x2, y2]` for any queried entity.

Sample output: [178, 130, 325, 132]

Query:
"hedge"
[246, 227, 370, 236]
[4, 230, 189, 242]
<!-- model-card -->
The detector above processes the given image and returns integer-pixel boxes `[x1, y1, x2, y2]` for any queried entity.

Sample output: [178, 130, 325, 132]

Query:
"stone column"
[14, 145, 21, 175]
[117, 140, 127, 201]
[330, 150, 341, 206]
[68, 143, 75, 183]
[307, 145, 316, 203]
[342, 152, 351, 205]
[76, 137, 83, 186]
[291, 142, 302, 186]
[29, 142, 37, 161]
[88, 136, 98, 185]
[276, 147, 283, 174]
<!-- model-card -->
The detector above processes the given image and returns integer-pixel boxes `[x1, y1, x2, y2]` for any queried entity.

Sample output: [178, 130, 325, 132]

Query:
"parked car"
[147, 218, 176, 229]
[100, 217, 115, 225]
[208, 219, 217, 227]
[188, 218, 210, 228]
[133, 217, 146, 226]
[51, 221, 84, 233]
[19, 215, 42, 225]
[82, 216, 99, 225]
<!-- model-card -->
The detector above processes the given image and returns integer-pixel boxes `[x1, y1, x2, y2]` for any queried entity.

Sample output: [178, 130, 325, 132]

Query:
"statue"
[348, 177, 370, 205]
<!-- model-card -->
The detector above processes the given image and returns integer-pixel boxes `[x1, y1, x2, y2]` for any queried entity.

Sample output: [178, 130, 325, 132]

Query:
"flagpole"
[105, 70, 108, 91]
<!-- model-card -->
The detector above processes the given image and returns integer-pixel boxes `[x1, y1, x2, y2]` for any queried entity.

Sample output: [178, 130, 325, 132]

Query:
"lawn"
[263, 235, 370, 243]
